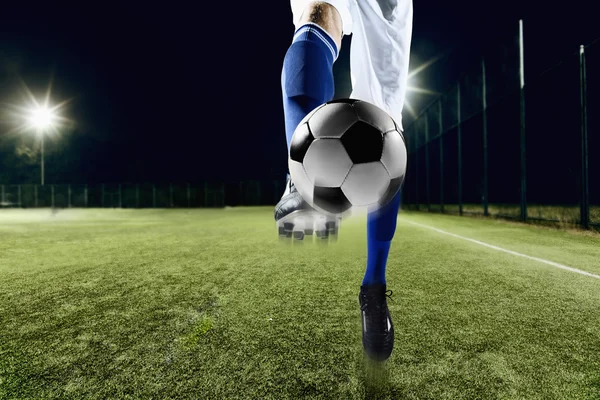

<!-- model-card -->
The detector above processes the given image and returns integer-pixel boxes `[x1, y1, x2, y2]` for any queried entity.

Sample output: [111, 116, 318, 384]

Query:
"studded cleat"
[274, 176, 341, 241]
[359, 283, 395, 361]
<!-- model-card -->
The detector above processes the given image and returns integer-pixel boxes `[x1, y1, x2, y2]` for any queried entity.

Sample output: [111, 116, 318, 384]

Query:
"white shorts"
[289, 0, 413, 130]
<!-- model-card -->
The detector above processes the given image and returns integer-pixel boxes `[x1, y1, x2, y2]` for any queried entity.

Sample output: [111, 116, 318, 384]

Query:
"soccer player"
[275, 0, 412, 361]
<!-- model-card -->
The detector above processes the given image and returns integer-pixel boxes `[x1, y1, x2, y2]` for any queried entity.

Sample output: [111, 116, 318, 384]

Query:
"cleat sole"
[276, 209, 342, 243]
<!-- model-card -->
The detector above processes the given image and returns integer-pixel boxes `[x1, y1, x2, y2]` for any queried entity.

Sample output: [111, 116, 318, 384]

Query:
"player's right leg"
[275, 1, 348, 240]
[350, 0, 413, 362]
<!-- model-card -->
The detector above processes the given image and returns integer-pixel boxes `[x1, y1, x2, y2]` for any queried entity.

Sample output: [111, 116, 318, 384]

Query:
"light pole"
[29, 106, 56, 186]
[40, 129, 45, 186]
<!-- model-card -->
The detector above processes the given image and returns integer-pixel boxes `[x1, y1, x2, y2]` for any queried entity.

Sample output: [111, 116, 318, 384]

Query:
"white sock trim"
[293, 22, 339, 61]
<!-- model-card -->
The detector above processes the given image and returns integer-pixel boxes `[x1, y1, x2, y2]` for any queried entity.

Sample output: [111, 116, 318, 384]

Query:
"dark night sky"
[0, 1, 597, 184]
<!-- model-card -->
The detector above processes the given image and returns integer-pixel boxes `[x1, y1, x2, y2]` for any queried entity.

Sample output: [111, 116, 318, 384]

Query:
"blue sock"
[281, 23, 338, 151]
[363, 190, 402, 286]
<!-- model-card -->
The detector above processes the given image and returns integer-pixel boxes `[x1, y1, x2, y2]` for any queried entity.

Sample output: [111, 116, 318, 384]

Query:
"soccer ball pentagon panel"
[289, 98, 407, 215]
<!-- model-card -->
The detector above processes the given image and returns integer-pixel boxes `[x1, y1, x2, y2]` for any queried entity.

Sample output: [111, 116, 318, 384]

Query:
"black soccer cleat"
[359, 283, 395, 361]
[274, 175, 341, 241]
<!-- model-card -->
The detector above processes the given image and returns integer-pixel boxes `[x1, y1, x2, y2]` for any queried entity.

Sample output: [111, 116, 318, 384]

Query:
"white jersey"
[290, 0, 413, 130]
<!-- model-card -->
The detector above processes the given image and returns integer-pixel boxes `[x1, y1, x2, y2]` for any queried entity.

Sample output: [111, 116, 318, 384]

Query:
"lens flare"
[403, 53, 444, 119]
[3, 76, 73, 137]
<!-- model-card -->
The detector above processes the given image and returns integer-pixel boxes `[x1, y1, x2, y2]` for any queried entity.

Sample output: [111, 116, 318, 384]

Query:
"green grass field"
[1, 208, 600, 399]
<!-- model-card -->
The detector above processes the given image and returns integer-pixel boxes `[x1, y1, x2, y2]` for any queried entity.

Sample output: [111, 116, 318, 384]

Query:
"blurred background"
[0, 1, 597, 227]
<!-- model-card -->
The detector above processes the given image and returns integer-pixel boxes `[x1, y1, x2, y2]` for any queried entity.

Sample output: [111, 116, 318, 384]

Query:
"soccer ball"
[288, 98, 407, 215]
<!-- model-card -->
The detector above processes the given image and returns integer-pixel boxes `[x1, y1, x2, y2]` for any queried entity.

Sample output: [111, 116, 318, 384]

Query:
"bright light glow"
[407, 86, 440, 96]
[29, 107, 57, 130]
[4, 76, 73, 137]
[407, 53, 444, 80]
[403, 53, 444, 119]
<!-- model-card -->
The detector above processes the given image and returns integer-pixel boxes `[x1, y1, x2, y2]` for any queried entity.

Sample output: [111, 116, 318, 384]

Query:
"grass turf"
[1, 208, 599, 399]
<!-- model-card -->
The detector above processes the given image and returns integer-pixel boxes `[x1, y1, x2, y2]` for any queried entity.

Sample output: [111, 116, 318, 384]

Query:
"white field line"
[402, 219, 600, 280]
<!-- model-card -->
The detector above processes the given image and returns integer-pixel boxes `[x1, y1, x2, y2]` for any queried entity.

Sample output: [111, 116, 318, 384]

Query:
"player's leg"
[281, 1, 342, 149]
[275, 1, 350, 239]
[352, 0, 413, 362]
[360, 0, 412, 282]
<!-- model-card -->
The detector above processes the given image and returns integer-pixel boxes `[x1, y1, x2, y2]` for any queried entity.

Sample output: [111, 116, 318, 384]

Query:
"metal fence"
[0, 181, 286, 209]
[2, 21, 598, 230]
[401, 20, 599, 229]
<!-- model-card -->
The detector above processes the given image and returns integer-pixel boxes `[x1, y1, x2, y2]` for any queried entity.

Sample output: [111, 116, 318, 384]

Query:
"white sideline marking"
[403, 220, 600, 280]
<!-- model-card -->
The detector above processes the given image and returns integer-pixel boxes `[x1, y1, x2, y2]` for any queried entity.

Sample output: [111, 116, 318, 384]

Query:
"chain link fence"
[402, 20, 599, 230]
[0, 180, 286, 209]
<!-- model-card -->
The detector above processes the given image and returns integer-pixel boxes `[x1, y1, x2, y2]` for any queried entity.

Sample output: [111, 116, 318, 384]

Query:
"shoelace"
[361, 289, 393, 312]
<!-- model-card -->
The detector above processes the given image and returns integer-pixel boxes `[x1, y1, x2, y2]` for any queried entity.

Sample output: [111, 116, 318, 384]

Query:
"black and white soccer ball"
[288, 98, 407, 215]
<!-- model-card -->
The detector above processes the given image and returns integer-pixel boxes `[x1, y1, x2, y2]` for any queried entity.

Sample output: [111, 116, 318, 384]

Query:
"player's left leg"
[350, 0, 413, 362]
[275, 1, 350, 240]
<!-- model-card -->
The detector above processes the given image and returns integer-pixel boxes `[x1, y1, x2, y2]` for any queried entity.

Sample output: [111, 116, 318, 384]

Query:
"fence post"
[221, 182, 225, 207]
[415, 136, 420, 210]
[34, 184, 38, 208]
[274, 180, 280, 205]
[457, 84, 463, 216]
[204, 182, 208, 207]
[482, 57, 489, 216]
[425, 116, 430, 212]
[68, 184, 72, 208]
[406, 133, 412, 207]
[51, 185, 55, 208]
[152, 184, 156, 208]
[84, 184, 88, 207]
[438, 100, 444, 213]
[257, 181, 261, 205]
[580, 44, 590, 229]
[187, 183, 191, 208]
[519, 19, 527, 222]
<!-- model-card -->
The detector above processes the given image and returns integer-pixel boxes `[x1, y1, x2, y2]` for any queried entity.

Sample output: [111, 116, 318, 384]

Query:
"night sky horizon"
[0, 1, 597, 184]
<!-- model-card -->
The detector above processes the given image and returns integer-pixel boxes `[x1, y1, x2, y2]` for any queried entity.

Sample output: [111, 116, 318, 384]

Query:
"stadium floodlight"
[400, 56, 443, 119]
[27, 105, 58, 186]
[29, 106, 57, 131]
[6, 79, 73, 186]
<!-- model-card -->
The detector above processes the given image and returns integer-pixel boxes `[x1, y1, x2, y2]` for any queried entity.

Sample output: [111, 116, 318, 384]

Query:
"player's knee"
[298, 2, 342, 49]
